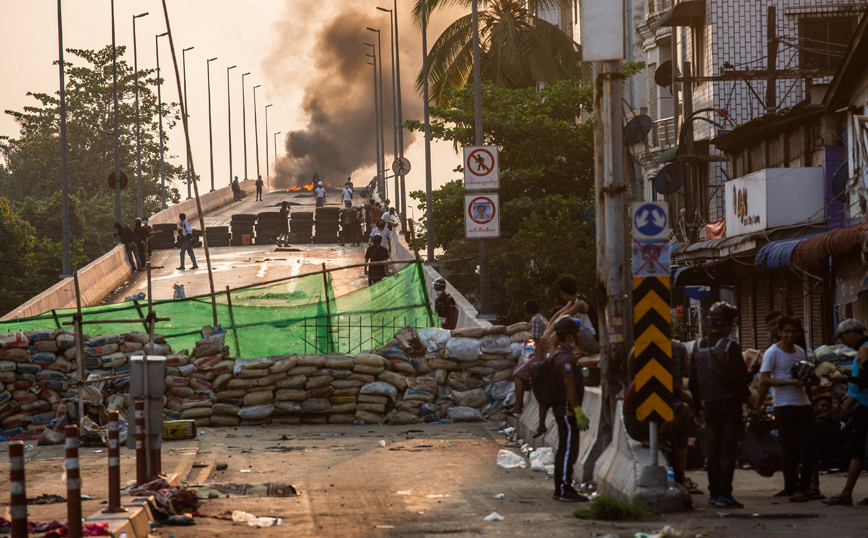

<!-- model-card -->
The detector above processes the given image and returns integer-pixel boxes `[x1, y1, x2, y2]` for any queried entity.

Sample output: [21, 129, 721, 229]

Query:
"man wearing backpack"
[688, 302, 752, 508]
[534, 316, 591, 502]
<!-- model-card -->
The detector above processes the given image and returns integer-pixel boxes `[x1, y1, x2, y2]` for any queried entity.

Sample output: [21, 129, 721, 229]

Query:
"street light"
[273, 131, 282, 164]
[227, 65, 236, 187]
[58, 0, 71, 276]
[421, 3, 434, 263]
[156, 31, 169, 209]
[367, 27, 387, 200]
[265, 104, 272, 186]
[182, 46, 194, 199]
[242, 72, 251, 180]
[132, 12, 148, 217]
[207, 57, 218, 192]
[377, 5, 405, 226]
[111, 0, 122, 222]
[253, 84, 262, 180]
[365, 44, 384, 198]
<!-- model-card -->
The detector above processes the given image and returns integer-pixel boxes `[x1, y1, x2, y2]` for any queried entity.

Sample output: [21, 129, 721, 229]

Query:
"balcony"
[647, 0, 673, 20]
[652, 117, 677, 148]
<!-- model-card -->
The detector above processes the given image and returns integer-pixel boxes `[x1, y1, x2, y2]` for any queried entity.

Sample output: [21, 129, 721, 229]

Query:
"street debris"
[191, 482, 297, 498]
[27, 494, 67, 505]
[530, 446, 555, 473]
[483, 512, 504, 522]
[231, 510, 285, 527]
[397, 490, 412, 496]
[496, 449, 527, 469]
[493, 493, 504, 499]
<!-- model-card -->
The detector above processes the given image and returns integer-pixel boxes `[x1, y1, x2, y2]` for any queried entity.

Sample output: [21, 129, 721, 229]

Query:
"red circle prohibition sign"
[467, 148, 495, 176]
[468, 196, 496, 224]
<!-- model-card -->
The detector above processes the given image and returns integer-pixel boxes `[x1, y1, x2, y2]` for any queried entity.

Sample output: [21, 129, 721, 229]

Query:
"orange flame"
[286, 183, 314, 192]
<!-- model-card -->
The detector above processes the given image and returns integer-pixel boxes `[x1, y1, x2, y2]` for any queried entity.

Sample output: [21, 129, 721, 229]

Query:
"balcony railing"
[653, 117, 677, 148]
[648, 0, 673, 18]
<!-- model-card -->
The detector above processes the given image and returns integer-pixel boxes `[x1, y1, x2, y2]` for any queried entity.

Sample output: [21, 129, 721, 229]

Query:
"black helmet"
[433, 278, 447, 291]
[709, 302, 739, 323]
[554, 316, 580, 336]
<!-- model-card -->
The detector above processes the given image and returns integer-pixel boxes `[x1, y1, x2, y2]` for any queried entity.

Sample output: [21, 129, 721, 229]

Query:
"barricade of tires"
[0, 323, 532, 440]
[230, 214, 257, 246]
[255, 212, 284, 245]
[314, 207, 340, 244]
[289, 211, 313, 244]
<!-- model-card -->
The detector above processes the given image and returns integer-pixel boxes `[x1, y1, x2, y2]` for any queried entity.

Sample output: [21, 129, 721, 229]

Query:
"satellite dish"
[584, 204, 596, 225]
[655, 61, 680, 87]
[832, 162, 849, 202]
[625, 115, 653, 145]
[653, 163, 685, 195]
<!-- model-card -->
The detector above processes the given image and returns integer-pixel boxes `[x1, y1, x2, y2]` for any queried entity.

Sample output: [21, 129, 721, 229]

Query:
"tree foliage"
[407, 79, 597, 318]
[0, 45, 184, 314]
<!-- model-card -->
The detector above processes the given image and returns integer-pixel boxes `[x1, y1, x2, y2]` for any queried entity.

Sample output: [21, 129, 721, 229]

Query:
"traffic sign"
[392, 157, 411, 176]
[633, 276, 674, 422]
[631, 201, 669, 240]
[464, 193, 500, 238]
[107, 171, 128, 191]
[463, 146, 499, 190]
[632, 239, 671, 277]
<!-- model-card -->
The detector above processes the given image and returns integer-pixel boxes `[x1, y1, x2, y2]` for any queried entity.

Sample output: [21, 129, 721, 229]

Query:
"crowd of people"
[113, 217, 153, 273]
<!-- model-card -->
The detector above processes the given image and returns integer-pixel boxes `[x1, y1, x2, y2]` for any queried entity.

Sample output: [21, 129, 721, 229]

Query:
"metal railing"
[300, 312, 431, 355]
[648, 0, 673, 18]
[653, 117, 677, 148]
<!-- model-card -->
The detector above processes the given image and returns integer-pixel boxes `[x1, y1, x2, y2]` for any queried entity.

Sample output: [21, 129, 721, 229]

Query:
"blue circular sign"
[684, 286, 711, 300]
[633, 203, 668, 237]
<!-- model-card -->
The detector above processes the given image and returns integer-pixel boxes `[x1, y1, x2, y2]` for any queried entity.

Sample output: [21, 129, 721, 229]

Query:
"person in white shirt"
[176, 213, 198, 270]
[314, 181, 326, 208]
[342, 183, 353, 208]
[757, 316, 818, 502]
[387, 207, 400, 233]
[369, 218, 390, 251]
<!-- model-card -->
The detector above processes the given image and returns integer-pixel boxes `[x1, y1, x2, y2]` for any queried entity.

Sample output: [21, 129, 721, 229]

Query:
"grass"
[573, 494, 658, 521]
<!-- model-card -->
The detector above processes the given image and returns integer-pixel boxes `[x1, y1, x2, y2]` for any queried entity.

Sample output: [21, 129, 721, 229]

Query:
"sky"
[0, 0, 464, 221]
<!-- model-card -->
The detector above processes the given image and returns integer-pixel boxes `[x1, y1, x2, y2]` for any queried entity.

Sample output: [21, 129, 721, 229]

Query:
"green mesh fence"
[0, 261, 435, 357]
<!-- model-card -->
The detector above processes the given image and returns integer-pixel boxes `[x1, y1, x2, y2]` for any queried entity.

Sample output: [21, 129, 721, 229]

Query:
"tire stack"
[230, 214, 257, 246]
[150, 223, 177, 250]
[289, 211, 313, 244]
[254, 212, 283, 245]
[314, 207, 341, 244]
[205, 226, 230, 247]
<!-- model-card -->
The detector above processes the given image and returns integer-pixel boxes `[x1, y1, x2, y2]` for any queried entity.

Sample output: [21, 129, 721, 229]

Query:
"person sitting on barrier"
[548, 275, 597, 344]
[114, 222, 144, 272]
[688, 302, 752, 509]
[364, 234, 390, 286]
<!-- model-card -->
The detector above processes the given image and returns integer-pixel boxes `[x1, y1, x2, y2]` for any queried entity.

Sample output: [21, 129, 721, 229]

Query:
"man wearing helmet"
[688, 301, 752, 508]
[433, 278, 458, 330]
[314, 181, 326, 207]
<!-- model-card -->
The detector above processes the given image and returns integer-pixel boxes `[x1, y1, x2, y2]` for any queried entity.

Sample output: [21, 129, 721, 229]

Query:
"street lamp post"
[111, 0, 122, 222]
[273, 131, 282, 164]
[132, 12, 148, 218]
[421, 6, 434, 264]
[376, 4, 406, 228]
[253, 84, 262, 180]
[58, 0, 71, 276]
[365, 44, 384, 198]
[393, 0, 406, 227]
[207, 57, 218, 192]
[242, 72, 250, 180]
[367, 28, 387, 202]
[265, 104, 272, 186]
[182, 46, 194, 199]
[227, 65, 236, 186]
[156, 31, 169, 210]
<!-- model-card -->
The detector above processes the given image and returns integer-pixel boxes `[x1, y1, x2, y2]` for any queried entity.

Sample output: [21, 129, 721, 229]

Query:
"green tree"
[407, 79, 597, 317]
[413, 0, 587, 103]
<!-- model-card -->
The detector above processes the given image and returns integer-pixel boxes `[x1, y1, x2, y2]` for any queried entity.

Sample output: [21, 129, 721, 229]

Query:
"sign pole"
[470, 0, 490, 316]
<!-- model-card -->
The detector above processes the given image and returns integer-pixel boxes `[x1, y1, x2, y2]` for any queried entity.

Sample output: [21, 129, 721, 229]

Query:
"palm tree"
[413, 0, 586, 104]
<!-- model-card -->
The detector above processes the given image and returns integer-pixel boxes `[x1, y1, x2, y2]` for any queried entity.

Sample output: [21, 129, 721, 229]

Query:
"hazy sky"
[0, 0, 463, 219]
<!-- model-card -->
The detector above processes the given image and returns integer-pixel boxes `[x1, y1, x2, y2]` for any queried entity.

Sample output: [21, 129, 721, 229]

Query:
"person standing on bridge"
[315, 181, 326, 208]
[433, 278, 458, 330]
[255, 175, 264, 201]
[364, 234, 390, 285]
[370, 218, 390, 252]
[277, 201, 290, 247]
[114, 222, 143, 272]
[342, 182, 353, 208]
[133, 218, 151, 266]
[177, 213, 199, 271]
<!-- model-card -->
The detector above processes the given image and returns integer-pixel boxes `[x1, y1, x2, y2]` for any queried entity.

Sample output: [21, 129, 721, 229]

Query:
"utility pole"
[58, 0, 70, 276]
[766, 5, 777, 114]
[422, 5, 434, 264]
[227, 65, 236, 186]
[242, 72, 250, 180]
[182, 46, 193, 199]
[682, 60, 695, 242]
[393, 0, 406, 230]
[472, 0, 491, 316]
[253, 84, 262, 180]
[111, 0, 121, 222]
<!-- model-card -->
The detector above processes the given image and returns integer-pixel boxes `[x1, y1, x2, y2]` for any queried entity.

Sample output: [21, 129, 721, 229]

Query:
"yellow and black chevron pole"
[630, 201, 673, 423]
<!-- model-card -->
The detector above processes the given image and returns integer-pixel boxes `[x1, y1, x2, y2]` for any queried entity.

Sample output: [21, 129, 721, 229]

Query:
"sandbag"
[353, 353, 386, 367]
[210, 415, 241, 427]
[27, 329, 57, 342]
[180, 407, 213, 419]
[376, 371, 408, 391]
[479, 335, 511, 354]
[332, 387, 360, 398]
[331, 379, 364, 389]
[447, 406, 485, 422]
[274, 400, 303, 414]
[269, 356, 299, 373]
[386, 411, 420, 425]
[213, 373, 234, 391]
[212, 403, 241, 416]
[238, 404, 275, 421]
[305, 375, 334, 390]
[325, 356, 355, 370]
[47, 358, 73, 373]
[359, 382, 398, 401]
[1, 349, 30, 362]
[328, 414, 357, 424]
[411, 377, 438, 394]
[243, 390, 274, 406]
[296, 355, 328, 368]
[331, 402, 357, 414]
[301, 415, 328, 424]
[451, 327, 484, 338]
[467, 366, 496, 376]
[404, 389, 434, 402]
[354, 364, 384, 375]
[490, 370, 512, 383]
[357, 394, 389, 405]
[210, 360, 235, 375]
[286, 366, 318, 377]
[0, 332, 30, 349]
[391, 361, 418, 375]
[356, 402, 386, 414]
[347, 373, 376, 383]
[272, 416, 301, 425]
[301, 398, 333, 414]
[165, 376, 190, 388]
[396, 400, 424, 413]
[445, 337, 482, 362]
[510, 331, 532, 344]
[189, 378, 212, 391]
[307, 386, 334, 399]
[427, 358, 459, 370]
[506, 322, 531, 335]
[454, 388, 488, 408]
[275, 389, 308, 402]
[354, 410, 384, 424]
[238, 368, 269, 379]
[258, 372, 288, 387]
[227, 378, 259, 390]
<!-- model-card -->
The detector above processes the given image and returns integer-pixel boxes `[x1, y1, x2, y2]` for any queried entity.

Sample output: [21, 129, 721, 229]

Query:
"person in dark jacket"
[433, 278, 458, 330]
[133, 218, 151, 266]
[364, 234, 390, 285]
[114, 222, 143, 272]
[688, 301, 752, 509]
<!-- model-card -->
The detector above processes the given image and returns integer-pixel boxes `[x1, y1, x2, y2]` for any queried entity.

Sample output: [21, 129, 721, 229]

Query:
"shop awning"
[673, 260, 735, 287]
[791, 221, 868, 266]
[755, 234, 822, 268]
[653, 0, 706, 30]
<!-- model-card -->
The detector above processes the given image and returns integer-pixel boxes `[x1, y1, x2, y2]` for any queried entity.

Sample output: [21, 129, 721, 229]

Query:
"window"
[692, 24, 706, 85]
[799, 17, 857, 70]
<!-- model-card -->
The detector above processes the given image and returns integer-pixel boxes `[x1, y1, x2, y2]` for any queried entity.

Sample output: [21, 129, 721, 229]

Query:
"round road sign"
[392, 157, 411, 176]
[467, 195, 496, 225]
[466, 148, 495, 177]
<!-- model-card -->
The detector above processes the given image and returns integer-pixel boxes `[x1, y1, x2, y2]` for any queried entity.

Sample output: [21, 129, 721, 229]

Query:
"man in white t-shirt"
[757, 316, 818, 502]
[314, 181, 326, 207]
[342, 183, 353, 208]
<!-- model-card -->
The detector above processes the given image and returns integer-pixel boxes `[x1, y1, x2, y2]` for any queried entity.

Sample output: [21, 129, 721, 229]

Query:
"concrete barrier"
[1, 180, 257, 321]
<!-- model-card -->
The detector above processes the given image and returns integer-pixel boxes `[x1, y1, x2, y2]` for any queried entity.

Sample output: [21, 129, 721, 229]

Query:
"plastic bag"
[530, 447, 554, 472]
[496, 449, 527, 469]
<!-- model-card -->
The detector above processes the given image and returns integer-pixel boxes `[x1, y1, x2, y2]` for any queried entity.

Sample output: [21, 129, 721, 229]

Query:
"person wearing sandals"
[824, 319, 868, 506]
[756, 316, 819, 503]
